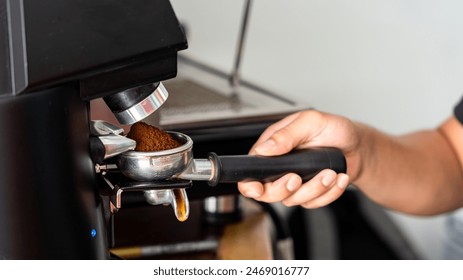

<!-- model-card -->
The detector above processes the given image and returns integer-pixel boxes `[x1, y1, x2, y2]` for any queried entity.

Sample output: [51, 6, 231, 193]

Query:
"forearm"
[353, 123, 463, 215]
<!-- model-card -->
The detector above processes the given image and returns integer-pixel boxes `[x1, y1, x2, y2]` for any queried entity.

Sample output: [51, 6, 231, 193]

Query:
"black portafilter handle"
[207, 148, 346, 187]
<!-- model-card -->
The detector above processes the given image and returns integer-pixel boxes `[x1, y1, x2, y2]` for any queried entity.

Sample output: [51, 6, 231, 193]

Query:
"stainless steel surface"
[113, 82, 169, 125]
[204, 195, 241, 214]
[98, 135, 136, 160]
[103, 173, 192, 220]
[153, 57, 311, 130]
[116, 132, 194, 181]
[144, 189, 174, 205]
[90, 120, 125, 136]
[95, 163, 118, 174]
[176, 158, 213, 181]
[111, 240, 219, 259]
[230, 0, 253, 89]
[140, 239, 218, 257]
[144, 188, 190, 221]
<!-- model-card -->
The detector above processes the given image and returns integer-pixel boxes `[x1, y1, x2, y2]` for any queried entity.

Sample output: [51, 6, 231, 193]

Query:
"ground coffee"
[127, 122, 182, 152]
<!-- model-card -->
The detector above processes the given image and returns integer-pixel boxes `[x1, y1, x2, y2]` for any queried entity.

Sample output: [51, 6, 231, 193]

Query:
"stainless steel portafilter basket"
[116, 132, 347, 186]
[116, 132, 193, 181]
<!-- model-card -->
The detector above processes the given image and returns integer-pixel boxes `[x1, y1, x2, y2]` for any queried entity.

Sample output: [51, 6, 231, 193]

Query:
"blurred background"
[170, 0, 463, 259]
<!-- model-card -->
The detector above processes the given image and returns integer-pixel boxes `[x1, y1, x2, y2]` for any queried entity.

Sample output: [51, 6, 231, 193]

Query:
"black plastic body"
[89, 137, 106, 164]
[1, 0, 187, 98]
[0, 85, 108, 259]
[208, 148, 346, 186]
[0, 0, 187, 259]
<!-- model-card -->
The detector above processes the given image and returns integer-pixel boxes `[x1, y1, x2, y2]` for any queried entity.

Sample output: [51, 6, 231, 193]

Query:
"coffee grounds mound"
[127, 122, 182, 152]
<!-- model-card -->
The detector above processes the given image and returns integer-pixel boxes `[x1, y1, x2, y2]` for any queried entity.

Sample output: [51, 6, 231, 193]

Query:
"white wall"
[170, 0, 463, 259]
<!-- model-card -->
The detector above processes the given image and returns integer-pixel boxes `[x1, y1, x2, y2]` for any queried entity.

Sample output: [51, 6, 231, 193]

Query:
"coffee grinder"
[0, 0, 187, 259]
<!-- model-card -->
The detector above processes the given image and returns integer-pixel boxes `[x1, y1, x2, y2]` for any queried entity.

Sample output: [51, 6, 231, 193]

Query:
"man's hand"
[237, 110, 362, 209]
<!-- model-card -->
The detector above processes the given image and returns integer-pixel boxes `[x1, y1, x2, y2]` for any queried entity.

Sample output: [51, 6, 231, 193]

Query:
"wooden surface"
[218, 211, 273, 260]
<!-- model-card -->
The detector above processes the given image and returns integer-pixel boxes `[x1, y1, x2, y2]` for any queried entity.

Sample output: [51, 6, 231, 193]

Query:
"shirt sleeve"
[454, 97, 463, 124]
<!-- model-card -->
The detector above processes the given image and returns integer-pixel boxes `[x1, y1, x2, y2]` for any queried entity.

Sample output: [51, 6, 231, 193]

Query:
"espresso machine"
[0, 0, 187, 259]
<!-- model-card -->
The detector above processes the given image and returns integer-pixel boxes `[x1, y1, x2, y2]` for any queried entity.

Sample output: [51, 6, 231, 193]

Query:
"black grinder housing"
[0, 0, 187, 259]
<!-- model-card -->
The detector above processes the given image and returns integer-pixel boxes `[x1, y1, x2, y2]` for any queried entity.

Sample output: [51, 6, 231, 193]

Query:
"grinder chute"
[103, 82, 169, 125]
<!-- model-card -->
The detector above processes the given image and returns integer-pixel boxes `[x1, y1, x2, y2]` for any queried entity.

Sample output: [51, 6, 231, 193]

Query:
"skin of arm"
[237, 110, 463, 216]
[355, 117, 463, 215]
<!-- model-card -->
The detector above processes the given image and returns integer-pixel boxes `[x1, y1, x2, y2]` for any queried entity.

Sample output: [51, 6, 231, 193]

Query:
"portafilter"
[114, 132, 347, 185]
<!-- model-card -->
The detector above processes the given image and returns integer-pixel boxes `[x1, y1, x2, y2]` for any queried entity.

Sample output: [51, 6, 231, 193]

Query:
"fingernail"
[245, 189, 262, 198]
[337, 174, 350, 189]
[286, 176, 300, 191]
[255, 139, 276, 153]
[321, 171, 337, 187]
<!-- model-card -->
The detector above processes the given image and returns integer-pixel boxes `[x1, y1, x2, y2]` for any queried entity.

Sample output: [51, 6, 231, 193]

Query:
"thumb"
[251, 110, 327, 156]
[254, 123, 306, 156]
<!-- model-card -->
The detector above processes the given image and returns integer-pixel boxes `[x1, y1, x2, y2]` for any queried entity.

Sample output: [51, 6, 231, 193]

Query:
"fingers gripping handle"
[207, 148, 346, 187]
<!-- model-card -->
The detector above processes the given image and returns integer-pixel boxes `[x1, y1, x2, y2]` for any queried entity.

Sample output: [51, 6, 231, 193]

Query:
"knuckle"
[301, 109, 324, 121]
[273, 128, 296, 149]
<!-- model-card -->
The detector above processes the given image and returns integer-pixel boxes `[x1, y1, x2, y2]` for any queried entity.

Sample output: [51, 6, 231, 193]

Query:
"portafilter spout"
[144, 188, 190, 222]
